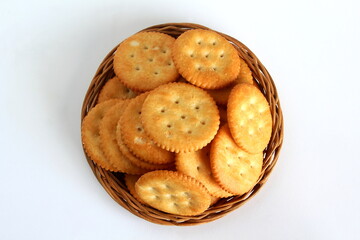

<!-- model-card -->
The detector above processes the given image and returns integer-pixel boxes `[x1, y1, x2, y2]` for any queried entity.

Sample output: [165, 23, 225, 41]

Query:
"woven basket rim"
[81, 22, 284, 226]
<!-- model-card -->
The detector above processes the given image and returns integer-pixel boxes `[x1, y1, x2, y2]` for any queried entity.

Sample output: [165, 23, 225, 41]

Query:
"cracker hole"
[212, 41, 217, 45]
[154, 71, 159, 75]
[240, 173, 243, 176]
[220, 54, 224, 58]
[173, 203, 179, 207]
[137, 127, 142, 132]
[162, 50, 167, 54]
[187, 130, 192, 134]
[175, 100, 179, 104]
[125, 88, 130, 93]
[213, 67, 217, 71]
[197, 67, 202, 71]
[135, 67, 140, 71]
[205, 54, 209, 58]
[250, 165, 253, 168]
[130, 54, 134, 58]
[195, 106, 200, 110]
[190, 54, 194, 58]
[155, 195, 160, 200]
[200, 121, 206, 125]
[167, 124, 172, 128]
[196, 166, 200, 171]
[167, 62, 172, 66]
[160, 108, 166, 113]
[197, 41, 202, 45]
[138, 111, 141, 115]
[144, 46, 149, 50]
[181, 115, 186, 119]
[149, 58, 153, 62]
[227, 164, 231, 167]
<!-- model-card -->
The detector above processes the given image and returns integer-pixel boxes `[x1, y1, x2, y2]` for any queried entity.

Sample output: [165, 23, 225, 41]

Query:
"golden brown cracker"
[227, 83, 272, 153]
[172, 29, 240, 89]
[113, 32, 179, 92]
[135, 170, 211, 216]
[98, 76, 137, 103]
[124, 174, 146, 204]
[176, 145, 233, 198]
[81, 99, 119, 171]
[120, 93, 175, 164]
[141, 83, 220, 153]
[116, 118, 173, 170]
[210, 125, 263, 195]
[99, 100, 148, 174]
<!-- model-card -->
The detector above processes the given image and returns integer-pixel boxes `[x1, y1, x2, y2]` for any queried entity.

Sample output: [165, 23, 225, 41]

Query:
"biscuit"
[172, 29, 240, 89]
[206, 58, 254, 105]
[81, 99, 119, 171]
[210, 125, 263, 195]
[176, 145, 232, 198]
[99, 100, 148, 174]
[98, 76, 137, 103]
[124, 174, 146, 204]
[135, 170, 211, 216]
[120, 93, 175, 164]
[113, 32, 179, 92]
[227, 83, 272, 153]
[116, 122, 172, 170]
[141, 83, 220, 152]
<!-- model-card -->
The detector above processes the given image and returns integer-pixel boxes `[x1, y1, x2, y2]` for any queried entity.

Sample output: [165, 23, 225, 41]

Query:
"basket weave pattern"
[81, 23, 284, 226]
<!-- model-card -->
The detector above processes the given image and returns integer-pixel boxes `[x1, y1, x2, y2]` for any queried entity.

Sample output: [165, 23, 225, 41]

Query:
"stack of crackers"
[81, 29, 272, 216]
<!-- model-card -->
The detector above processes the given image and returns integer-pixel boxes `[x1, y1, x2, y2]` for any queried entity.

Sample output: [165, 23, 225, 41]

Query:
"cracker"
[135, 170, 211, 216]
[124, 174, 146, 204]
[141, 83, 220, 153]
[99, 100, 148, 174]
[210, 125, 263, 195]
[116, 118, 173, 170]
[113, 32, 179, 92]
[206, 58, 254, 105]
[120, 93, 175, 164]
[172, 29, 240, 89]
[81, 99, 119, 171]
[227, 83, 272, 153]
[210, 196, 221, 206]
[176, 145, 233, 198]
[98, 76, 137, 103]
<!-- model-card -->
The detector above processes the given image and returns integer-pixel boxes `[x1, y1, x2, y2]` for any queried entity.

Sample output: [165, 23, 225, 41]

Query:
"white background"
[1, 0, 359, 239]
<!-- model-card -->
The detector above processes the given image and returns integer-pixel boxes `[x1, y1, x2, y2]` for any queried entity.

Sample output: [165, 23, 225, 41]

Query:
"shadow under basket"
[81, 23, 284, 226]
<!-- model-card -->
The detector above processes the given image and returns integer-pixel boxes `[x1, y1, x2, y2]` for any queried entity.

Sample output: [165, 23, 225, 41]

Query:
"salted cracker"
[113, 32, 179, 92]
[141, 83, 220, 153]
[135, 170, 211, 216]
[210, 125, 263, 195]
[227, 83, 272, 153]
[81, 99, 119, 171]
[172, 29, 240, 89]
[124, 174, 146, 204]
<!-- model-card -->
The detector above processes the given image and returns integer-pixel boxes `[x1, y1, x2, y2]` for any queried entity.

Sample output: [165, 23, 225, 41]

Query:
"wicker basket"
[81, 23, 284, 226]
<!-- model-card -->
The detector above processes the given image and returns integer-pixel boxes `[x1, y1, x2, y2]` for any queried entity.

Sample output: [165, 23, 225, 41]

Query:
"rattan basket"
[81, 23, 284, 226]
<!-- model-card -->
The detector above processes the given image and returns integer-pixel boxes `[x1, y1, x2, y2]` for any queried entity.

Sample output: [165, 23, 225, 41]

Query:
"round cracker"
[97, 76, 138, 103]
[116, 118, 173, 170]
[113, 32, 179, 92]
[99, 100, 148, 174]
[120, 93, 175, 164]
[206, 58, 254, 105]
[210, 125, 263, 195]
[124, 174, 146, 204]
[227, 83, 272, 153]
[176, 145, 233, 198]
[135, 170, 211, 216]
[141, 83, 220, 153]
[172, 29, 240, 89]
[81, 99, 119, 171]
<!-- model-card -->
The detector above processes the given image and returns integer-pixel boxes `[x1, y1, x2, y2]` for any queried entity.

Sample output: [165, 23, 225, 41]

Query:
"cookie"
[227, 83, 272, 153]
[124, 174, 146, 204]
[120, 93, 175, 164]
[113, 32, 179, 92]
[176, 145, 233, 198]
[141, 83, 220, 152]
[116, 122, 172, 170]
[206, 58, 254, 105]
[81, 99, 119, 171]
[135, 170, 211, 216]
[99, 100, 147, 174]
[210, 125, 263, 195]
[97, 76, 137, 103]
[172, 29, 240, 89]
